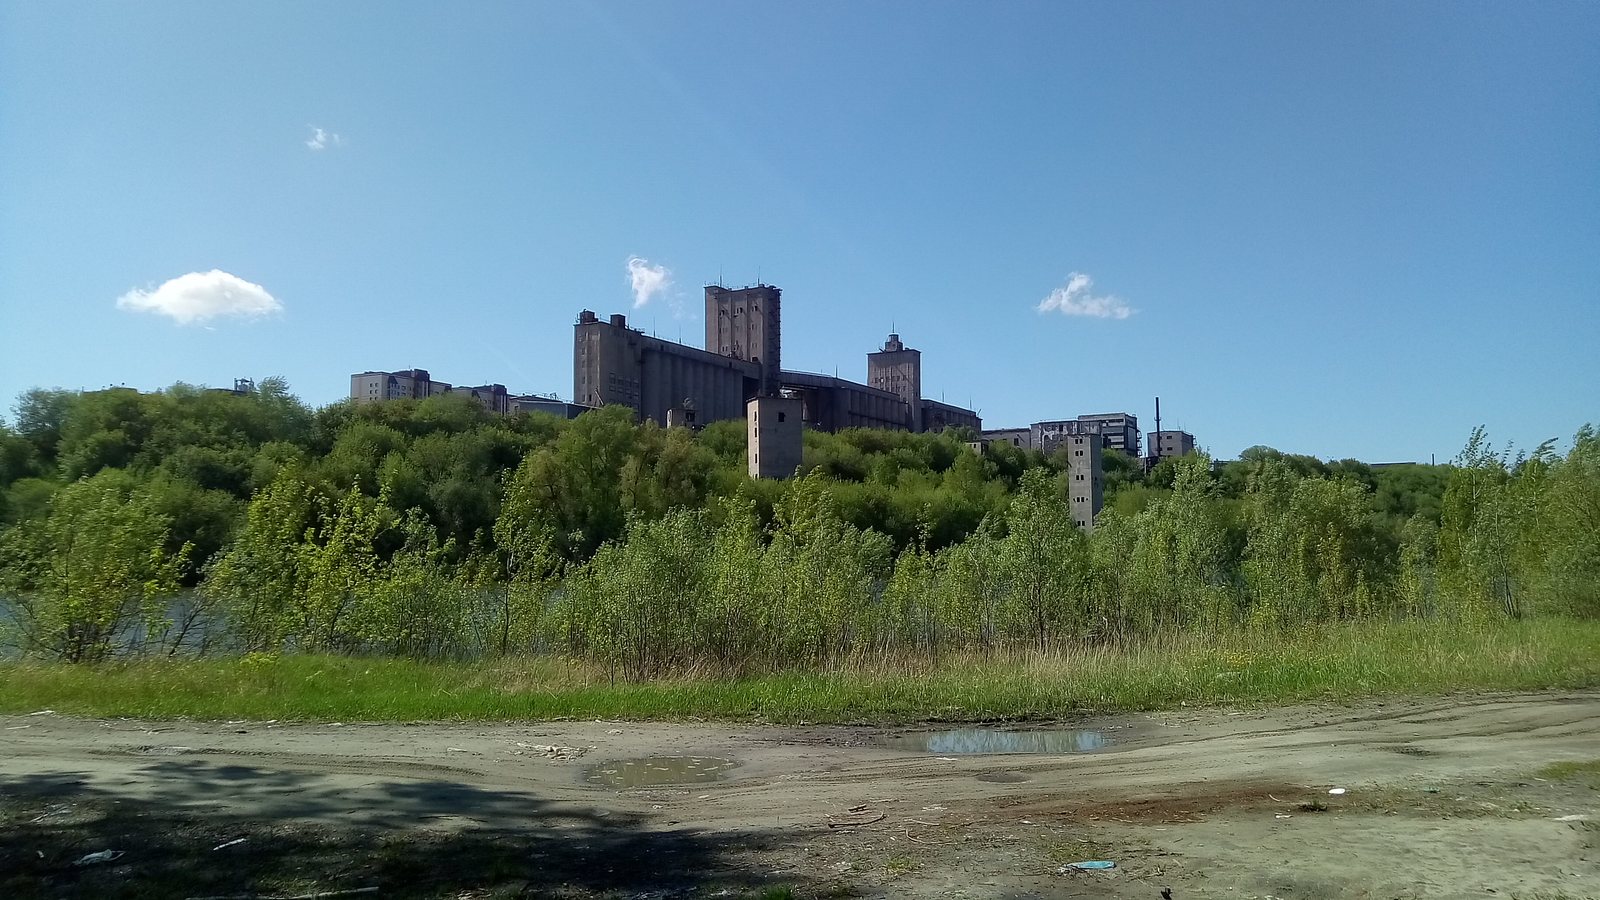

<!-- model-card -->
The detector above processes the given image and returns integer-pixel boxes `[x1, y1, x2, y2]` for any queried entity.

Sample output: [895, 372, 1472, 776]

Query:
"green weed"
[1536, 759, 1600, 787]
[0, 619, 1594, 723]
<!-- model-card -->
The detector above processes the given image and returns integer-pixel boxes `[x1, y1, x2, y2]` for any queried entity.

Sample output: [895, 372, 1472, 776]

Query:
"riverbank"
[1, 620, 1595, 723]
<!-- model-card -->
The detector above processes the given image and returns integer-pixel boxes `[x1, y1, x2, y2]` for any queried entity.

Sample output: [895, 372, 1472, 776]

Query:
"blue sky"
[2, 1, 1596, 462]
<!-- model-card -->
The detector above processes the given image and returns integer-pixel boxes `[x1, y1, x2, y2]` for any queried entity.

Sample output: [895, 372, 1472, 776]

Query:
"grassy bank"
[1, 620, 1596, 723]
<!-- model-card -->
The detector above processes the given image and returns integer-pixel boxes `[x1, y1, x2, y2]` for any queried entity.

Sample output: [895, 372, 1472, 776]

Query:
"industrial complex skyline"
[352, 279, 1205, 462]
[5, 5, 1595, 462]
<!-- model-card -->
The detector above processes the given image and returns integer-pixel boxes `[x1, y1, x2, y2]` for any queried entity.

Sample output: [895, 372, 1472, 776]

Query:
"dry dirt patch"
[3, 691, 1599, 898]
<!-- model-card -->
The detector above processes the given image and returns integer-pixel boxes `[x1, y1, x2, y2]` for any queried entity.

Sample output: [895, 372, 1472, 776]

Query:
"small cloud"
[305, 126, 343, 150]
[626, 256, 671, 308]
[1037, 272, 1135, 320]
[116, 270, 282, 326]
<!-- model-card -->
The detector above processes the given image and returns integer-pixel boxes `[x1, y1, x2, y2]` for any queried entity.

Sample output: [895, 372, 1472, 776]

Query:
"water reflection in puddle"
[882, 728, 1109, 755]
[584, 756, 739, 788]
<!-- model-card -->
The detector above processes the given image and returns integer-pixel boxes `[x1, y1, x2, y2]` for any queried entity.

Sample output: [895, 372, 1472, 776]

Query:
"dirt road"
[4, 692, 1598, 898]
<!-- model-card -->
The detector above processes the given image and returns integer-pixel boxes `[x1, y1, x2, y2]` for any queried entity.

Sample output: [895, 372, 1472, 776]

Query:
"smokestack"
[1153, 396, 1162, 466]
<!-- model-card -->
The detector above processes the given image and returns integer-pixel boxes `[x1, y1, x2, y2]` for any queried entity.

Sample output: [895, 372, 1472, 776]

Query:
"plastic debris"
[73, 849, 124, 866]
[212, 837, 247, 851]
[1328, 788, 1347, 795]
[1060, 860, 1116, 871]
[1275, 814, 1293, 819]
[1554, 814, 1590, 822]
[27, 709, 56, 716]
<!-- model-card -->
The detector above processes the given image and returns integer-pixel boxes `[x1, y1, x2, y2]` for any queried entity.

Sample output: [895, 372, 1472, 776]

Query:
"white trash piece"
[73, 850, 124, 866]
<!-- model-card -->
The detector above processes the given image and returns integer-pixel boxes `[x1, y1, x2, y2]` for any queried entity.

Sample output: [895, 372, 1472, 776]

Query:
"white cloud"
[626, 256, 672, 308]
[116, 270, 282, 325]
[1037, 272, 1135, 320]
[305, 126, 343, 150]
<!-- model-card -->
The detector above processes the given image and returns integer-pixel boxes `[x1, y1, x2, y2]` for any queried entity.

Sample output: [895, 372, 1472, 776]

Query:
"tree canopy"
[3, 381, 1593, 668]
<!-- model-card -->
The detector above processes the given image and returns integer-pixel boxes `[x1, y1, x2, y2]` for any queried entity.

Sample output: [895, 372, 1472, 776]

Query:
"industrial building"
[867, 332, 922, 430]
[982, 427, 1031, 449]
[1148, 429, 1197, 460]
[574, 310, 757, 424]
[351, 369, 453, 403]
[983, 412, 1146, 459]
[573, 284, 981, 435]
[451, 383, 511, 414]
[1075, 412, 1141, 457]
[508, 395, 591, 419]
[1032, 419, 1108, 456]
[706, 284, 783, 397]
[350, 369, 588, 418]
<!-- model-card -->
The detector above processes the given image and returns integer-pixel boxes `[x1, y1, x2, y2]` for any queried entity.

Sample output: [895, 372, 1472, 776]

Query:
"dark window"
[777, 411, 786, 423]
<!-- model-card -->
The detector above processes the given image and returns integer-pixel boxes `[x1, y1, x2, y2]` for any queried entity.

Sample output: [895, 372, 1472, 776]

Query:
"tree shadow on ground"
[0, 760, 823, 899]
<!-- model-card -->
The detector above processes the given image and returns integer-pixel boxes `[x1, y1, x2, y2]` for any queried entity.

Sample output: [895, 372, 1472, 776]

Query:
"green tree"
[294, 485, 392, 650]
[0, 422, 40, 490]
[1095, 454, 1235, 635]
[1438, 427, 1520, 620]
[203, 468, 318, 651]
[0, 471, 189, 661]
[996, 469, 1090, 648]
[1244, 462, 1388, 627]
[763, 471, 894, 664]
[349, 511, 468, 658]
[11, 388, 77, 466]
[497, 405, 640, 561]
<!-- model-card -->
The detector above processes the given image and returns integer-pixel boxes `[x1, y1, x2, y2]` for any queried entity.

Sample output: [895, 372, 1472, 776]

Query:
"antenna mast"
[1152, 396, 1162, 468]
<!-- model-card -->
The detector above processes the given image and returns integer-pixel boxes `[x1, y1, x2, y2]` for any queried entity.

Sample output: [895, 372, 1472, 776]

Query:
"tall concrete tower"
[867, 332, 923, 432]
[747, 395, 804, 479]
[1064, 433, 1104, 531]
[706, 284, 782, 396]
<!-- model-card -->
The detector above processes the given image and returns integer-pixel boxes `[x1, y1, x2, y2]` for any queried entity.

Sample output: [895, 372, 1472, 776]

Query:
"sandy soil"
[3, 692, 1598, 898]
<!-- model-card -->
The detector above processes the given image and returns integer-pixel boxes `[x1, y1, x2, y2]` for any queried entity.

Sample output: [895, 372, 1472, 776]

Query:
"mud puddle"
[584, 755, 739, 788]
[882, 727, 1110, 755]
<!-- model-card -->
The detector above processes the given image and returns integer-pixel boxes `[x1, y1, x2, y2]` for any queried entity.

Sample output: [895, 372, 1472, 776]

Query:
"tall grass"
[2, 619, 1594, 723]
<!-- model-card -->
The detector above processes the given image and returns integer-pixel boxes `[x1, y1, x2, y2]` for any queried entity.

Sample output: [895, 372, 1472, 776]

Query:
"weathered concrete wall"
[748, 395, 804, 479]
[575, 312, 758, 426]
